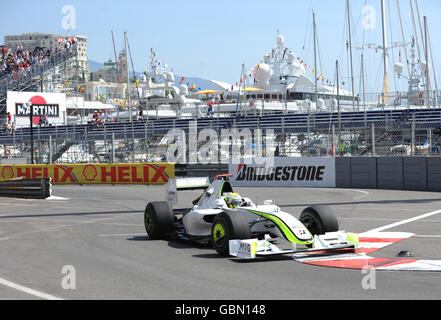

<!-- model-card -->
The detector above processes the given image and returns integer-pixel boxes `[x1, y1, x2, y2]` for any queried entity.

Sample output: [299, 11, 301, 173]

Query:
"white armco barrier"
[229, 157, 336, 188]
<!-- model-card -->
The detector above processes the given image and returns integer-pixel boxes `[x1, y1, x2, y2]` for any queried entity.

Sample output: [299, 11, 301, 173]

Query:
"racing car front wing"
[229, 231, 357, 259]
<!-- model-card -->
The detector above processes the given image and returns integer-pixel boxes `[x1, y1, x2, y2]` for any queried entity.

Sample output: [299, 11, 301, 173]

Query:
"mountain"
[88, 60, 104, 72]
[174, 75, 220, 91]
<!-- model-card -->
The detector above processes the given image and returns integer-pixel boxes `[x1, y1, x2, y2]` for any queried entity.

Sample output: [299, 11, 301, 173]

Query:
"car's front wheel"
[144, 201, 174, 239]
[211, 211, 251, 256]
[299, 205, 339, 236]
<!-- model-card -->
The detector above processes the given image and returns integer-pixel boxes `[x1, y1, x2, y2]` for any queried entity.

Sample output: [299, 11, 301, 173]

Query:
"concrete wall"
[336, 157, 441, 192]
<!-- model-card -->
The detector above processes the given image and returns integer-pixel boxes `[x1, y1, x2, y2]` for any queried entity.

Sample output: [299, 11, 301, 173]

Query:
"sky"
[1, 0, 441, 95]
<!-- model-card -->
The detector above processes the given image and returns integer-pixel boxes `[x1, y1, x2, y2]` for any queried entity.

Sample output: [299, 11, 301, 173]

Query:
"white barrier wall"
[229, 157, 336, 188]
[7, 91, 67, 127]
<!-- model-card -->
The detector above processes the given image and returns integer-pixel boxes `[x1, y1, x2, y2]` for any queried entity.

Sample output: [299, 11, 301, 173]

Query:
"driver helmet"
[225, 193, 242, 209]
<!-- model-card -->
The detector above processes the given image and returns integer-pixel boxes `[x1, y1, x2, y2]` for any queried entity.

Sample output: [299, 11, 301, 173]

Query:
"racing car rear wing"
[166, 177, 211, 205]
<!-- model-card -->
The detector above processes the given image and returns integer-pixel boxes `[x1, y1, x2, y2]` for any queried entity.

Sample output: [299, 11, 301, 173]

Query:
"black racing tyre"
[211, 211, 251, 256]
[299, 205, 339, 236]
[144, 201, 174, 239]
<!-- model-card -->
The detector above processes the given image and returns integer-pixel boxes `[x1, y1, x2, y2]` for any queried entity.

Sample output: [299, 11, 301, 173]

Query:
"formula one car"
[144, 175, 359, 258]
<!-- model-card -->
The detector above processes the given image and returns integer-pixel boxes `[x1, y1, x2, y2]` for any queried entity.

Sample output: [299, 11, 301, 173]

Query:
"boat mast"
[424, 16, 430, 107]
[381, 0, 390, 104]
[409, 0, 422, 64]
[396, 0, 411, 78]
[111, 31, 120, 83]
[361, 54, 367, 113]
[346, 0, 356, 111]
[313, 11, 318, 108]
[124, 31, 132, 122]
[336, 60, 341, 146]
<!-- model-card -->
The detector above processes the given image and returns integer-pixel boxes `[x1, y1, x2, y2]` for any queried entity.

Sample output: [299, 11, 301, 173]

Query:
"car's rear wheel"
[211, 212, 251, 256]
[299, 205, 339, 236]
[144, 201, 174, 239]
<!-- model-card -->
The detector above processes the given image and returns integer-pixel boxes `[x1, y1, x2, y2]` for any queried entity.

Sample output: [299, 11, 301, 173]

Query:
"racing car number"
[237, 241, 256, 259]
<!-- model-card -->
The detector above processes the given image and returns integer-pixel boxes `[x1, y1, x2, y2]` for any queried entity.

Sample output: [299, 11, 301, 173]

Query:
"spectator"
[7, 112, 12, 125]
[4, 145, 11, 159]
[98, 110, 105, 122]
[92, 110, 104, 128]
[3, 122, 11, 135]
[39, 115, 48, 127]
[136, 109, 144, 121]
[1, 45, 6, 61]
[103, 110, 113, 123]
[92, 110, 99, 122]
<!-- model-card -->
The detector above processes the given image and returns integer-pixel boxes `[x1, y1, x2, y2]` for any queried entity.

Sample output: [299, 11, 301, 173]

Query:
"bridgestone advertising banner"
[0, 163, 174, 185]
[229, 157, 336, 188]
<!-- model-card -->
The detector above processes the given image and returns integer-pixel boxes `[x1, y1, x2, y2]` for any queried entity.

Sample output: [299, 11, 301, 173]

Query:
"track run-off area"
[0, 185, 441, 300]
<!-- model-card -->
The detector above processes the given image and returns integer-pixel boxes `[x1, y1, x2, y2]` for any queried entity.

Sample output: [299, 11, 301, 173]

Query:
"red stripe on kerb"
[359, 238, 406, 243]
[304, 258, 417, 270]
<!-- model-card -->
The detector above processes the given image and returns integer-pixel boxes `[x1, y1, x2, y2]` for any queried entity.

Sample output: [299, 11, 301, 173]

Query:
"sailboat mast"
[346, 0, 356, 111]
[381, 0, 388, 76]
[361, 54, 367, 113]
[424, 16, 430, 107]
[111, 31, 120, 83]
[313, 12, 318, 108]
[124, 31, 132, 122]
[380, 0, 390, 104]
[396, 0, 411, 78]
[336, 60, 341, 145]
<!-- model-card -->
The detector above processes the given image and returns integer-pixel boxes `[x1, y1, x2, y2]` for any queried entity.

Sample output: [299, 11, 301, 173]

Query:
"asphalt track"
[0, 184, 441, 300]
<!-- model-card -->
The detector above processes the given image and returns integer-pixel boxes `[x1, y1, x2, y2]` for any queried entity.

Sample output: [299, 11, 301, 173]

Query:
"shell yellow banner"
[0, 163, 174, 185]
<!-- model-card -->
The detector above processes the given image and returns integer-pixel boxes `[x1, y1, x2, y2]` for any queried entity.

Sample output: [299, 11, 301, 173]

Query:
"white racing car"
[144, 175, 359, 258]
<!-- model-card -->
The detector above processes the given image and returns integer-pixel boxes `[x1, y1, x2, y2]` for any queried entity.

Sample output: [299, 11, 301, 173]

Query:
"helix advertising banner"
[229, 157, 336, 188]
[0, 163, 174, 185]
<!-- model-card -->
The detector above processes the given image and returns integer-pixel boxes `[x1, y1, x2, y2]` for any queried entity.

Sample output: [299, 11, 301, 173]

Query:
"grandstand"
[0, 43, 78, 120]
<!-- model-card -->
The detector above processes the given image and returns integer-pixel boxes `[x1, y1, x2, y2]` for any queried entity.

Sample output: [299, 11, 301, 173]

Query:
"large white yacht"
[204, 33, 356, 117]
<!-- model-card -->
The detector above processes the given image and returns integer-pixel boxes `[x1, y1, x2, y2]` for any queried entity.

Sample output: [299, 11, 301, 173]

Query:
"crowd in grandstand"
[0, 38, 76, 82]
[1, 45, 57, 81]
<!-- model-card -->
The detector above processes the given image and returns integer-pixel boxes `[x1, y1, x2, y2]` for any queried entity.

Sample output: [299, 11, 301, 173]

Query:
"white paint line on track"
[416, 235, 441, 238]
[367, 209, 441, 233]
[0, 277, 63, 300]
[98, 233, 146, 237]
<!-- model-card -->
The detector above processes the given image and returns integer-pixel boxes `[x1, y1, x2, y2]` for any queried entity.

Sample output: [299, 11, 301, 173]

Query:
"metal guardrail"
[2, 108, 441, 145]
[0, 178, 51, 199]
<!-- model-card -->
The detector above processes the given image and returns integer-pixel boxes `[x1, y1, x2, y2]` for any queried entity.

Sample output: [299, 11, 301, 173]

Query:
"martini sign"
[7, 91, 66, 126]
[16, 96, 60, 125]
